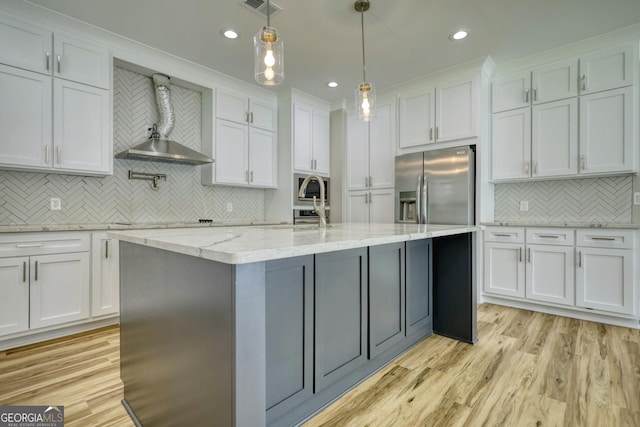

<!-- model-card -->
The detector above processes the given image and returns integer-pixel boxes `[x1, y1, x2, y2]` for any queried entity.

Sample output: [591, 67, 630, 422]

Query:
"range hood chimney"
[115, 74, 213, 166]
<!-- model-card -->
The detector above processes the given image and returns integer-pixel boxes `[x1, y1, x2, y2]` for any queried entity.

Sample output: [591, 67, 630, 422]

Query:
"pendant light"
[254, 0, 284, 85]
[355, 0, 375, 121]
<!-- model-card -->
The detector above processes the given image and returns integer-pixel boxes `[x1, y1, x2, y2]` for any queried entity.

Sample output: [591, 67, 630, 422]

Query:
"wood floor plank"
[0, 304, 638, 427]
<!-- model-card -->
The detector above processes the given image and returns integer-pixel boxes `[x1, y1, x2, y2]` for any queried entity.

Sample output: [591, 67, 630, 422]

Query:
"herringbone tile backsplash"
[0, 67, 265, 225]
[494, 177, 633, 223]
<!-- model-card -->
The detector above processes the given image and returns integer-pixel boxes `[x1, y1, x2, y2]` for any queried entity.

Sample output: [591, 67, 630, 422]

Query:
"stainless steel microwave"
[294, 173, 330, 205]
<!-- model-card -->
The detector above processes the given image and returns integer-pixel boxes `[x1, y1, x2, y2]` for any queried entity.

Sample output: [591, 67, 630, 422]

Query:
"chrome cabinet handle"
[56, 146, 62, 164]
[245, 112, 250, 123]
[314, 159, 317, 170]
[369, 176, 372, 187]
[519, 247, 522, 262]
[591, 236, 616, 241]
[250, 112, 254, 124]
[533, 87, 538, 101]
[34, 261, 38, 281]
[16, 243, 44, 248]
[364, 192, 369, 204]
[538, 234, 559, 239]
[527, 247, 531, 263]
[365, 176, 369, 187]
[493, 233, 513, 237]
[57, 55, 61, 73]
[105, 240, 109, 259]
[577, 250, 582, 267]
[524, 162, 530, 174]
[23, 261, 27, 282]
[429, 128, 433, 141]
[533, 160, 537, 175]
[46, 52, 51, 71]
[580, 155, 586, 171]
[435, 127, 439, 140]
[250, 171, 254, 183]
[525, 88, 529, 103]
[45, 145, 50, 164]
[581, 75, 587, 91]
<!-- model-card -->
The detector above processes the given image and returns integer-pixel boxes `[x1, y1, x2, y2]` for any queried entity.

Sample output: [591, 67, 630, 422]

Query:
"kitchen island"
[109, 223, 479, 427]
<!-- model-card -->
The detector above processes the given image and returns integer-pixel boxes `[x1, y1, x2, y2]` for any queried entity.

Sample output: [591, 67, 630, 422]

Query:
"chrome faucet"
[298, 174, 327, 228]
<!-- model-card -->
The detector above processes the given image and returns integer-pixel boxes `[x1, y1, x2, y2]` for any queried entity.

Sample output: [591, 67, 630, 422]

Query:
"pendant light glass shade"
[355, 0, 375, 121]
[254, 0, 284, 85]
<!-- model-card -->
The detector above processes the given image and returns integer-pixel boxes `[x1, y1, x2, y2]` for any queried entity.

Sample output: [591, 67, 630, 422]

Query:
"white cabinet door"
[293, 102, 314, 173]
[30, 252, 90, 329]
[579, 87, 633, 175]
[0, 13, 52, 75]
[369, 101, 396, 189]
[398, 88, 434, 148]
[531, 98, 578, 178]
[0, 64, 51, 169]
[345, 191, 369, 223]
[369, 189, 395, 223]
[0, 257, 30, 337]
[249, 97, 276, 132]
[484, 242, 525, 298]
[526, 245, 575, 306]
[491, 71, 530, 113]
[436, 76, 477, 142]
[53, 33, 110, 89]
[531, 59, 578, 104]
[346, 113, 369, 191]
[91, 233, 119, 317]
[576, 248, 633, 315]
[249, 128, 276, 188]
[54, 79, 111, 174]
[580, 44, 635, 94]
[312, 109, 330, 176]
[491, 108, 531, 181]
[215, 119, 249, 185]
[216, 90, 248, 124]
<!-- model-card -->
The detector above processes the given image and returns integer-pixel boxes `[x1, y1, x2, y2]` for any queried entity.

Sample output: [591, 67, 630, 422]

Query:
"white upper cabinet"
[292, 100, 330, 176]
[399, 74, 477, 149]
[53, 33, 110, 89]
[346, 113, 369, 191]
[492, 59, 577, 113]
[436, 76, 477, 142]
[491, 108, 531, 181]
[579, 44, 635, 95]
[531, 98, 578, 178]
[398, 87, 435, 148]
[208, 89, 277, 188]
[579, 86, 634, 175]
[0, 13, 51, 74]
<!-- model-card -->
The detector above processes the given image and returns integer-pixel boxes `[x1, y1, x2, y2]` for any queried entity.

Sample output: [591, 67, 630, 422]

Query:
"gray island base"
[109, 223, 478, 427]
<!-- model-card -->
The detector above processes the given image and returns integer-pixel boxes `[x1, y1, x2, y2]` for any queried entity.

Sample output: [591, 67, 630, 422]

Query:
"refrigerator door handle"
[423, 175, 429, 225]
[415, 175, 422, 224]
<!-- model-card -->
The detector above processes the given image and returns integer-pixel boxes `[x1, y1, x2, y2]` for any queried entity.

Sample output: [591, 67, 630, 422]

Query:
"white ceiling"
[26, 0, 640, 102]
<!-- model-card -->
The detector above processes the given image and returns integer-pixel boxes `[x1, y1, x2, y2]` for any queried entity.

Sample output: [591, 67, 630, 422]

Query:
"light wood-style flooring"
[1, 304, 638, 426]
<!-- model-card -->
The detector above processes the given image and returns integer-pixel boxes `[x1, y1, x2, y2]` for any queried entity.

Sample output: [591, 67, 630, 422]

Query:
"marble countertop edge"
[481, 221, 640, 229]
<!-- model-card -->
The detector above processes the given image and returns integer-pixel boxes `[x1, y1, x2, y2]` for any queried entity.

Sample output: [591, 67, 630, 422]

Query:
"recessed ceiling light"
[222, 29, 239, 39]
[327, 81, 339, 88]
[450, 29, 468, 40]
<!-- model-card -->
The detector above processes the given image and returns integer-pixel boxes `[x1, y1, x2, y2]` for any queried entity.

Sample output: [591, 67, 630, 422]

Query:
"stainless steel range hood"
[115, 74, 213, 166]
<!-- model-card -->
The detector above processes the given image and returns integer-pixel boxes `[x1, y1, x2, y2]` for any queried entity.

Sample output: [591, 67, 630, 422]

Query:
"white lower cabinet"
[91, 232, 119, 317]
[29, 252, 90, 329]
[345, 189, 394, 224]
[0, 232, 94, 340]
[484, 227, 637, 320]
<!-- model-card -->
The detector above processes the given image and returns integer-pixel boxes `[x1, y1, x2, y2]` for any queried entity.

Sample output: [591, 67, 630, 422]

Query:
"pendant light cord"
[360, 5, 367, 82]
[266, 0, 271, 27]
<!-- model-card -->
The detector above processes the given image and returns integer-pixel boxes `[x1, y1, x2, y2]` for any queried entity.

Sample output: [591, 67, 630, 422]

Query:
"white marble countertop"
[108, 223, 479, 264]
[0, 220, 285, 234]
[481, 221, 640, 229]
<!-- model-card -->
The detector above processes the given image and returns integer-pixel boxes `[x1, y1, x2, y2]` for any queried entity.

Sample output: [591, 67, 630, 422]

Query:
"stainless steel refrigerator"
[395, 146, 475, 225]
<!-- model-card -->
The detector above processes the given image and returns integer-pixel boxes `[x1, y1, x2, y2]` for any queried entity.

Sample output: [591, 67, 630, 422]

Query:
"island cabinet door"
[314, 248, 368, 392]
[265, 255, 314, 422]
[368, 242, 405, 358]
[405, 239, 433, 337]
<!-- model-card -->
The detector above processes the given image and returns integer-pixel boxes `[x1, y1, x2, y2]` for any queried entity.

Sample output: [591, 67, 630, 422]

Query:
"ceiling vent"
[241, 0, 282, 18]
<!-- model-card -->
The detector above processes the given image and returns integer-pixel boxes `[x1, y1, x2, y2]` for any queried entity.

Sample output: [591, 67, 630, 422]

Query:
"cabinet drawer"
[526, 228, 574, 246]
[576, 229, 635, 249]
[0, 232, 90, 257]
[484, 227, 525, 243]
